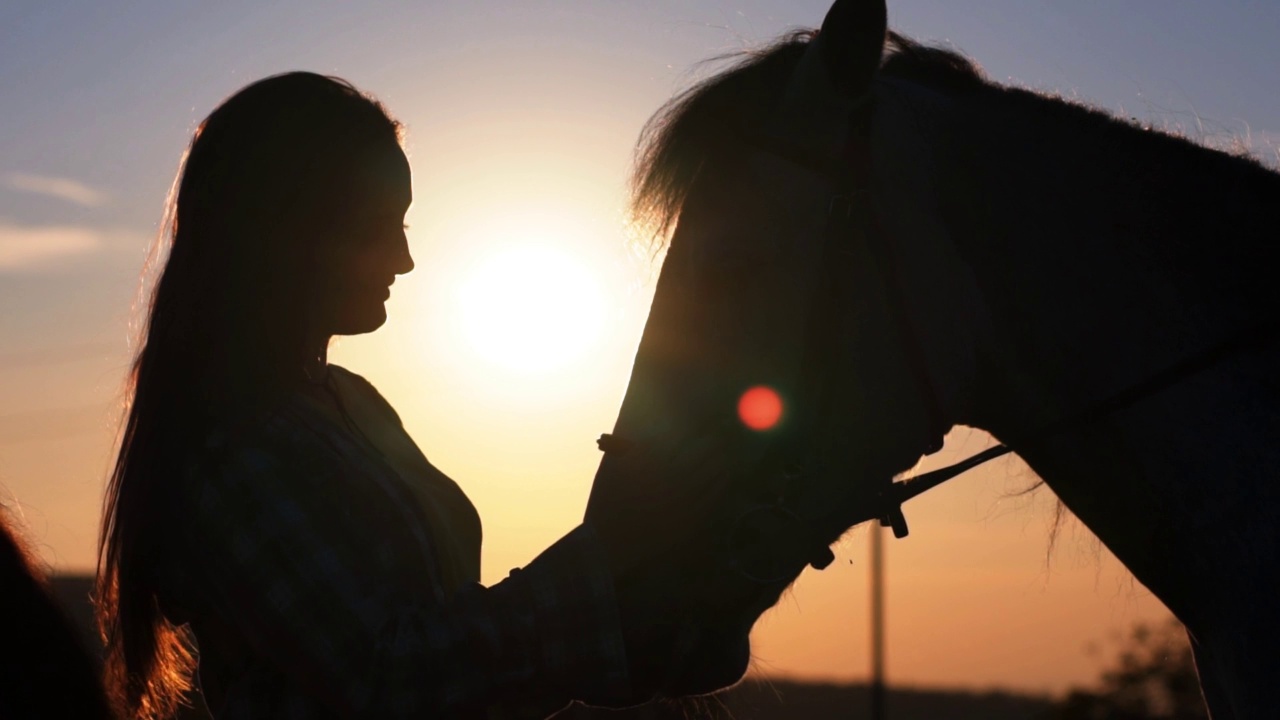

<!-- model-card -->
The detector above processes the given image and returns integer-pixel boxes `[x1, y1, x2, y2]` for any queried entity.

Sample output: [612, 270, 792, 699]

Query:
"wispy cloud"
[4, 172, 108, 207]
[0, 219, 103, 270]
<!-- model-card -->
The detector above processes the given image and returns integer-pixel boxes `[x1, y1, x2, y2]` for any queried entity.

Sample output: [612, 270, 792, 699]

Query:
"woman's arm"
[184, 427, 632, 718]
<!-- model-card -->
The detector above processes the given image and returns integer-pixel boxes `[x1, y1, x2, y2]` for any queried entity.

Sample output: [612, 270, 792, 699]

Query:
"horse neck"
[936, 85, 1280, 625]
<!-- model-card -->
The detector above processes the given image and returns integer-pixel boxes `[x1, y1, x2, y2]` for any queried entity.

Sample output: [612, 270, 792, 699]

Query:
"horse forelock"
[628, 30, 990, 252]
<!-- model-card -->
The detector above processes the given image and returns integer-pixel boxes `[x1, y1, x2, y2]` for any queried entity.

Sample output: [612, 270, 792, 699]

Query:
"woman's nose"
[393, 230, 414, 275]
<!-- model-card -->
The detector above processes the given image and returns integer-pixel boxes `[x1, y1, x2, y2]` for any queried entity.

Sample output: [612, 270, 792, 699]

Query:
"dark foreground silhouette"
[52, 574, 1206, 718]
[48, 574, 1049, 719]
[1, 532, 114, 719]
[559, 682, 1055, 720]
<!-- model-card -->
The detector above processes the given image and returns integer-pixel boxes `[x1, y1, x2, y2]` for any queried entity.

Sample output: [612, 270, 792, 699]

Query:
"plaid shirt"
[167, 382, 631, 719]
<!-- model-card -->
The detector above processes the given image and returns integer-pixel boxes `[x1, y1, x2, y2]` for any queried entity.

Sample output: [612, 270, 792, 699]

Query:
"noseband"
[598, 94, 1277, 583]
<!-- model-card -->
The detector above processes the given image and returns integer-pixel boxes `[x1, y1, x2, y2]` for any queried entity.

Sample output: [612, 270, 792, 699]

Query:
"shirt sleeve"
[185, 428, 632, 718]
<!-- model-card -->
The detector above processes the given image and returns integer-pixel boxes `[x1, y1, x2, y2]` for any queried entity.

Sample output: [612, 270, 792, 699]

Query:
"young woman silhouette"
[96, 72, 707, 720]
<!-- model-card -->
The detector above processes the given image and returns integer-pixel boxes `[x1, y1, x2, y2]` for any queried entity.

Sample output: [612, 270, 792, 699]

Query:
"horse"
[583, 1, 1280, 718]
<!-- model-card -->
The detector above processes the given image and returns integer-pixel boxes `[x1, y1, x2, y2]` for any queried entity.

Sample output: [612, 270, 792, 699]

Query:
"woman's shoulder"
[193, 389, 350, 493]
[326, 364, 405, 425]
[187, 366, 411, 503]
[200, 401, 316, 459]
[184, 392, 388, 524]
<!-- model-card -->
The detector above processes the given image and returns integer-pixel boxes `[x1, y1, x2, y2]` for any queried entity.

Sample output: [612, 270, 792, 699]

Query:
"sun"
[455, 244, 606, 374]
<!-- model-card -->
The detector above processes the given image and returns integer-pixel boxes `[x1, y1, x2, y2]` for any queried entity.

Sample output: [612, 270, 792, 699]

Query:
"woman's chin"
[332, 306, 388, 336]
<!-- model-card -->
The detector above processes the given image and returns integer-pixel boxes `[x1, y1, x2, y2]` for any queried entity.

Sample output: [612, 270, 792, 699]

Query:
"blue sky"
[2, 0, 1277, 692]
[4, 1, 1278, 234]
[4, 0, 1278, 340]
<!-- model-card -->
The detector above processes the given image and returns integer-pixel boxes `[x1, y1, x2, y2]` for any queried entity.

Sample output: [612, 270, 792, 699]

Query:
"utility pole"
[870, 522, 885, 720]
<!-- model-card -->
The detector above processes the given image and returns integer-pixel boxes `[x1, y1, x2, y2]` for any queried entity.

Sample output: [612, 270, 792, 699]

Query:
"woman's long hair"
[96, 72, 402, 719]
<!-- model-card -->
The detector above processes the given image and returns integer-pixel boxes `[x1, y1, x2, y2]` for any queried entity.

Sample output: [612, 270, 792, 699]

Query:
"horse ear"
[769, 0, 886, 150]
[817, 0, 888, 97]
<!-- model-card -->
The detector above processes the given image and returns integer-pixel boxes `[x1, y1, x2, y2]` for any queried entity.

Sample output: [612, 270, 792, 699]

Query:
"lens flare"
[738, 385, 784, 431]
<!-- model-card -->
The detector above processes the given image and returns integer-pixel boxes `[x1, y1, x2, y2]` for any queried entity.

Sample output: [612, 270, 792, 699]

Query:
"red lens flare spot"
[738, 385, 784, 431]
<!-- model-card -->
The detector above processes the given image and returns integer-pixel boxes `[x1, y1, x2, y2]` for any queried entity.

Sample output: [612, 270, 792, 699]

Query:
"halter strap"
[836, 119, 949, 455]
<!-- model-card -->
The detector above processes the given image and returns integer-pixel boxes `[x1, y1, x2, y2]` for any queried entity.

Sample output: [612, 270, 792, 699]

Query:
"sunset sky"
[3, 0, 1279, 696]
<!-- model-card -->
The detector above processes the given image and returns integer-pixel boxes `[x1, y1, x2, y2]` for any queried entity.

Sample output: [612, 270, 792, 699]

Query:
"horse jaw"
[908, 60, 1280, 718]
[864, 77, 989, 432]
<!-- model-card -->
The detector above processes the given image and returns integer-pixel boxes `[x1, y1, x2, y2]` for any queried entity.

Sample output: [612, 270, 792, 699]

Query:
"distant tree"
[1051, 619, 1207, 720]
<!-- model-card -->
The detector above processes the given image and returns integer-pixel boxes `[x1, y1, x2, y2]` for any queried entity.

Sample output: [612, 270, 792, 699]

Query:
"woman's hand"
[586, 423, 748, 575]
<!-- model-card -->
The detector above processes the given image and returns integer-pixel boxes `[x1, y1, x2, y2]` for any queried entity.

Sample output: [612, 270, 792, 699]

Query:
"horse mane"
[629, 28, 1276, 247]
[629, 30, 985, 244]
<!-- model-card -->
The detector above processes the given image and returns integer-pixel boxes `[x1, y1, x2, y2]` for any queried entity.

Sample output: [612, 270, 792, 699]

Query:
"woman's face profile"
[313, 140, 414, 337]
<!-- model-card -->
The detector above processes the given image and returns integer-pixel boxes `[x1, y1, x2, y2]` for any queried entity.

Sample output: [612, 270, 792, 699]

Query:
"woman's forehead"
[338, 140, 411, 207]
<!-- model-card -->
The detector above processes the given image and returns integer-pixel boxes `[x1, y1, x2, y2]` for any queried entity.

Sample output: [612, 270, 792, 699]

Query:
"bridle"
[598, 90, 1277, 585]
